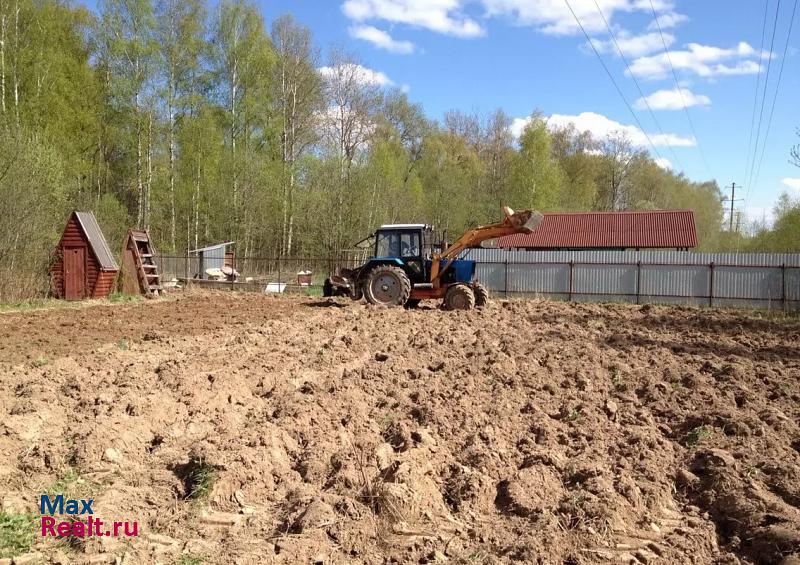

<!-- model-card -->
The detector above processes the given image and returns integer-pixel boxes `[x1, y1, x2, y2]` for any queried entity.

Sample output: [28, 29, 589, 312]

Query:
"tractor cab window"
[375, 232, 398, 257]
[375, 230, 421, 258]
[422, 229, 435, 259]
[400, 232, 420, 257]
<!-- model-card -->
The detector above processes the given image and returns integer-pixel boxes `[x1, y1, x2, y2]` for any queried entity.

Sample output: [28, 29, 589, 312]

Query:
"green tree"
[271, 14, 320, 256]
[0, 127, 68, 299]
[211, 0, 274, 244]
[96, 0, 158, 228]
[550, 124, 599, 211]
[417, 130, 484, 235]
[155, 0, 207, 250]
[508, 118, 563, 211]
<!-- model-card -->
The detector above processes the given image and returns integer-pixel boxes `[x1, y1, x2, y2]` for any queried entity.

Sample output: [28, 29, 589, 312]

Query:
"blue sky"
[257, 0, 799, 224]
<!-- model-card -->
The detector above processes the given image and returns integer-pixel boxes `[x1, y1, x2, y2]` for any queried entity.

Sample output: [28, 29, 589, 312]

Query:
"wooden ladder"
[128, 229, 163, 297]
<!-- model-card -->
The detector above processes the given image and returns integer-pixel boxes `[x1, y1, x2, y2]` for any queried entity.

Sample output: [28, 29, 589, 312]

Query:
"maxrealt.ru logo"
[40, 495, 138, 538]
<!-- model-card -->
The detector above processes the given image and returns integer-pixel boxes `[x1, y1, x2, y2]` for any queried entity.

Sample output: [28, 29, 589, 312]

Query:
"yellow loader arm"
[429, 206, 543, 285]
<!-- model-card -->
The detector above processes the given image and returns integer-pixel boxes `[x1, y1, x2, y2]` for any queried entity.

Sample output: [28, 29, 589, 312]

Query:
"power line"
[742, 0, 771, 195]
[751, 0, 798, 201]
[562, 0, 665, 162]
[648, 0, 712, 180]
[745, 0, 782, 199]
[588, 0, 685, 172]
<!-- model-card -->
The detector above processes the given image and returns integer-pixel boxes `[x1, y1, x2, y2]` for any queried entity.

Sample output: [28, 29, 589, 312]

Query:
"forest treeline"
[0, 0, 798, 300]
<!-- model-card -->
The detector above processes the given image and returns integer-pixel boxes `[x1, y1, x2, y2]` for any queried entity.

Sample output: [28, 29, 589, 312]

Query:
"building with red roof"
[496, 209, 697, 251]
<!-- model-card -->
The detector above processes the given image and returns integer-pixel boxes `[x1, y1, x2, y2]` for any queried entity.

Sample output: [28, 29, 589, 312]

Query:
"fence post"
[504, 257, 509, 299]
[782, 263, 787, 312]
[635, 260, 641, 305]
[568, 260, 574, 302]
[278, 256, 282, 291]
[708, 261, 714, 307]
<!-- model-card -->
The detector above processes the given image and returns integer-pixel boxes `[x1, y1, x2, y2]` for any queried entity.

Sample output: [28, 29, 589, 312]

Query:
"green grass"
[176, 554, 206, 565]
[0, 293, 144, 314]
[48, 468, 96, 499]
[185, 454, 216, 501]
[117, 339, 129, 351]
[107, 293, 141, 304]
[0, 512, 35, 559]
[33, 355, 49, 367]
[685, 425, 712, 448]
[610, 367, 626, 391]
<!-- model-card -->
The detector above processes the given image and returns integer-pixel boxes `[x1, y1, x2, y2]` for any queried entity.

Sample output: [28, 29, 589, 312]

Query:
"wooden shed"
[50, 211, 119, 300]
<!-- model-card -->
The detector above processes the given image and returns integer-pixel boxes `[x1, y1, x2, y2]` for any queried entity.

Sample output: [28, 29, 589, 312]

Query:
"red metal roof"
[496, 209, 697, 249]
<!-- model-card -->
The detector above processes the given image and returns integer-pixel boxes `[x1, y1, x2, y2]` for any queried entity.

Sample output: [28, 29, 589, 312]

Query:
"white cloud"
[634, 88, 710, 110]
[628, 42, 767, 80]
[481, 0, 673, 36]
[341, 0, 679, 39]
[349, 25, 416, 54]
[512, 111, 695, 148]
[318, 64, 393, 87]
[342, 0, 484, 37]
[510, 117, 531, 139]
[646, 11, 688, 30]
[654, 157, 672, 169]
[591, 31, 674, 58]
[546, 112, 695, 147]
[781, 178, 800, 193]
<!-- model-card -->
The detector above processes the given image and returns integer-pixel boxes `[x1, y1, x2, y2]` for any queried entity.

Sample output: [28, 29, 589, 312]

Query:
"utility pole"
[723, 182, 743, 232]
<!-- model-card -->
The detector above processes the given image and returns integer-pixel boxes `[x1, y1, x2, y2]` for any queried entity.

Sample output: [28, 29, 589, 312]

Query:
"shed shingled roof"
[74, 211, 119, 271]
[496, 209, 697, 249]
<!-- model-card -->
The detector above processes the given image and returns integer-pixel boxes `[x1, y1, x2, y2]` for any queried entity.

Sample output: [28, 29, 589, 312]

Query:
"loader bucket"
[502, 206, 544, 233]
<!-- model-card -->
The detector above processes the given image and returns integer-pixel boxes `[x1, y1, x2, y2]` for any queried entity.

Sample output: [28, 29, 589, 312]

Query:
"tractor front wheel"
[364, 265, 411, 306]
[473, 283, 489, 308]
[443, 284, 475, 311]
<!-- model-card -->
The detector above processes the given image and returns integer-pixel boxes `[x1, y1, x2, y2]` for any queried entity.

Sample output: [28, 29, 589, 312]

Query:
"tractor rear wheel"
[443, 284, 475, 310]
[473, 283, 489, 308]
[364, 265, 411, 306]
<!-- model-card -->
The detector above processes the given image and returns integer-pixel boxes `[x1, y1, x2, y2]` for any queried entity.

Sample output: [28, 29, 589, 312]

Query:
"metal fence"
[154, 249, 800, 311]
[155, 253, 361, 288]
[463, 249, 800, 311]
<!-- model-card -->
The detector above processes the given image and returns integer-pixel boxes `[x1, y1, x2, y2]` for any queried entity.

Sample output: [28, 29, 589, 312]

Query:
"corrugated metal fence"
[463, 249, 800, 311]
[154, 250, 800, 311]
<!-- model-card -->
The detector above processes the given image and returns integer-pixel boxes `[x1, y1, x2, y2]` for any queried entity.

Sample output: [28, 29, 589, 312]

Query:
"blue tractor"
[323, 207, 542, 309]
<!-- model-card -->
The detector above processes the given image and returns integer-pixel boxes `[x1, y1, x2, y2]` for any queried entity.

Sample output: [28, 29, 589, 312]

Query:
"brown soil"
[1, 292, 799, 564]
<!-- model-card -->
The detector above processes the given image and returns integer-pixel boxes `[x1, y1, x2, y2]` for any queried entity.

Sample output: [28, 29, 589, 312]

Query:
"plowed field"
[1, 291, 798, 564]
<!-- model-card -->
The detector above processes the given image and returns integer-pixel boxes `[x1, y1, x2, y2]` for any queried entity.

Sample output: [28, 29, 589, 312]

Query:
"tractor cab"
[370, 224, 475, 287]
[372, 224, 433, 284]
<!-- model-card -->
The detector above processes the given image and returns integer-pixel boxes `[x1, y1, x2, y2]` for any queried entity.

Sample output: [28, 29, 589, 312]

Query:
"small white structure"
[189, 242, 234, 280]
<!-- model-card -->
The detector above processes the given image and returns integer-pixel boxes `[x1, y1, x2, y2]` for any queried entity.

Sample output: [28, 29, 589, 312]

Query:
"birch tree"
[319, 50, 383, 253]
[271, 15, 320, 257]
[155, 0, 206, 250]
[97, 0, 156, 228]
[211, 0, 272, 238]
